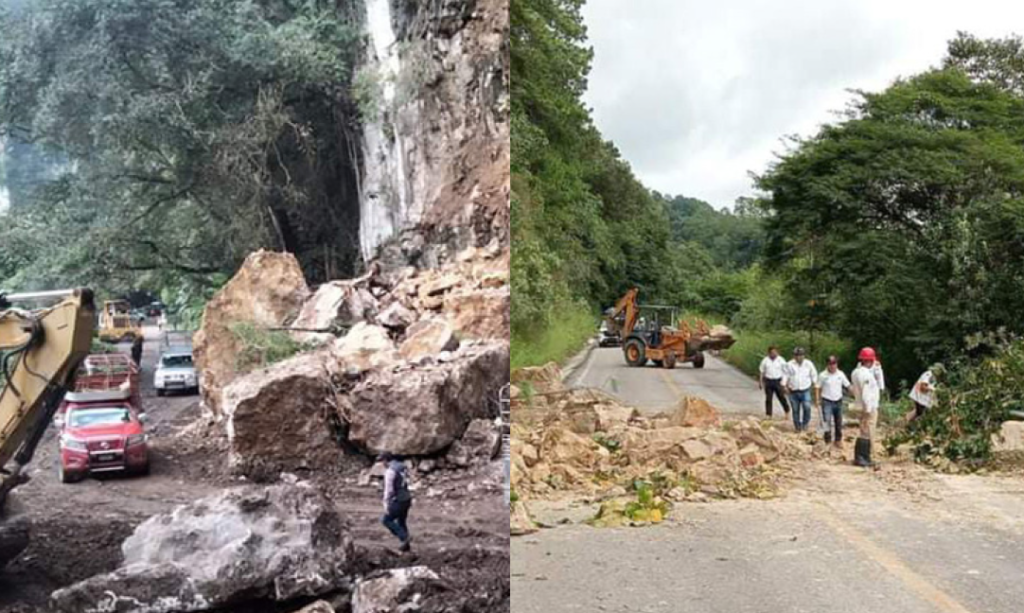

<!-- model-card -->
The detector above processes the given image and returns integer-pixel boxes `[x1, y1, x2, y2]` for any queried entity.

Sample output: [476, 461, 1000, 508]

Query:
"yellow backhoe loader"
[605, 288, 736, 369]
[0, 289, 95, 567]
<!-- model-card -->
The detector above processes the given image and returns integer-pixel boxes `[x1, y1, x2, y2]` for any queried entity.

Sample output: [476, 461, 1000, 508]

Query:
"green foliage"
[229, 321, 312, 373]
[0, 0, 364, 293]
[511, 303, 595, 370]
[661, 194, 765, 270]
[756, 59, 1024, 386]
[887, 338, 1024, 464]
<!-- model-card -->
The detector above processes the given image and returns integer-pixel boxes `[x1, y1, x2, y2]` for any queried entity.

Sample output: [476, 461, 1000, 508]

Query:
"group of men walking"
[759, 345, 941, 467]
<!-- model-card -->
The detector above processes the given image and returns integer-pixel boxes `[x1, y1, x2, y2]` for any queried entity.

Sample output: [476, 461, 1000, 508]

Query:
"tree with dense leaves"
[0, 0, 364, 296]
[757, 61, 1024, 385]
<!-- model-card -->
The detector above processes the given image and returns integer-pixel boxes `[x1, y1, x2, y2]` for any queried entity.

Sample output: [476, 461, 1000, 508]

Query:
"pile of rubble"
[510, 364, 806, 528]
[190, 248, 509, 480]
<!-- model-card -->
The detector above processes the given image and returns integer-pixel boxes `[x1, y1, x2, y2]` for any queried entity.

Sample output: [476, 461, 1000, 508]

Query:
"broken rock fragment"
[399, 318, 460, 362]
[447, 418, 501, 467]
[51, 485, 355, 613]
[352, 567, 444, 613]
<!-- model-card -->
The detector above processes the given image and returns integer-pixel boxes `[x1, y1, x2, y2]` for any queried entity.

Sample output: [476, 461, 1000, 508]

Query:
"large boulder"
[993, 421, 1024, 454]
[352, 567, 444, 613]
[511, 362, 563, 395]
[345, 343, 510, 455]
[221, 351, 339, 480]
[194, 251, 310, 415]
[51, 485, 355, 613]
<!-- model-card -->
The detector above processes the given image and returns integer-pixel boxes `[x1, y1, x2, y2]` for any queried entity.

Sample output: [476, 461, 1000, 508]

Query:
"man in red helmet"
[850, 347, 885, 467]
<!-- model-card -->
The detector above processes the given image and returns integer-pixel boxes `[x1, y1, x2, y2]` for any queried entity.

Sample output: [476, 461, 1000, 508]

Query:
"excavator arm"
[0, 289, 95, 512]
[606, 288, 640, 338]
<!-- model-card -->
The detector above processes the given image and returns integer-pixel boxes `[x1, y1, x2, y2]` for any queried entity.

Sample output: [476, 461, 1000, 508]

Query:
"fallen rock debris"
[509, 364, 823, 529]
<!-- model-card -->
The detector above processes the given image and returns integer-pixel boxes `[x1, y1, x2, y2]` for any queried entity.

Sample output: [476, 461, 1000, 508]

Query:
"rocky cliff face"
[359, 0, 510, 265]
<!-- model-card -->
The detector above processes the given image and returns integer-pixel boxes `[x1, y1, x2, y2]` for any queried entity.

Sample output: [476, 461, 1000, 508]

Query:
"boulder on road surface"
[194, 250, 310, 415]
[51, 485, 355, 613]
[352, 567, 444, 613]
[447, 418, 501, 467]
[346, 343, 510, 456]
[221, 350, 339, 480]
[670, 396, 721, 429]
[444, 287, 509, 341]
[511, 362, 563, 395]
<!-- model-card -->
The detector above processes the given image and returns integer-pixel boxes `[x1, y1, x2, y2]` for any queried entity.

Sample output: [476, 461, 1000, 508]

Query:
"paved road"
[570, 345, 764, 415]
[513, 467, 1024, 613]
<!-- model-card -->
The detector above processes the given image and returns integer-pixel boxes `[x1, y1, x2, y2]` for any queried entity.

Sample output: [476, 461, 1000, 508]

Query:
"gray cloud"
[582, 0, 1024, 208]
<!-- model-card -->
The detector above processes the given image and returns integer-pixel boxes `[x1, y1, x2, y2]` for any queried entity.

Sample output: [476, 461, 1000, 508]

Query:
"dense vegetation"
[757, 34, 1024, 387]
[0, 0, 366, 310]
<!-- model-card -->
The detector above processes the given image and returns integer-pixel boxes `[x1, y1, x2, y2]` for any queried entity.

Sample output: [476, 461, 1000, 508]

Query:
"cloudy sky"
[582, 0, 1024, 209]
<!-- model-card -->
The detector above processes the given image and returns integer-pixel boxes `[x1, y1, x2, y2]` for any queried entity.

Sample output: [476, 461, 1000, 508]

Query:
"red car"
[58, 403, 150, 483]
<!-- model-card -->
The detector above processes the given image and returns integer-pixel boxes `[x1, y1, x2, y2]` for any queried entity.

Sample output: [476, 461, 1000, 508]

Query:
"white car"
[154, 349, 199, 396]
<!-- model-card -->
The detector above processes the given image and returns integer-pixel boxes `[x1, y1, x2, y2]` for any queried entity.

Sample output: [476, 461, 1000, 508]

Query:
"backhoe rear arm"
[0, 289, 95, 513]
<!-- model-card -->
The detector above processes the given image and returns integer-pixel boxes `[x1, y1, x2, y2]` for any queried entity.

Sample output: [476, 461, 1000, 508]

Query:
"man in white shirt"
[850, 347, 885, 467]
[758, 346, 790, 418]
[908, 364, 944, 421]
[785, 347, 818, 432]
[816, 356, 851, 447]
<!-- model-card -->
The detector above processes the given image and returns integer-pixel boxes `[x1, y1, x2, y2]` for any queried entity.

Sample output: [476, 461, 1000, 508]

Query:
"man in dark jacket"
[380, 453, 413, 552]
[131, 335, 144, 367]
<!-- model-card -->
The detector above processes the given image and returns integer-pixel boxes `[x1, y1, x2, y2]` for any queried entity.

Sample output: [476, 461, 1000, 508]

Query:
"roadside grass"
[511, 305, 595, 371]
[723, 329, 853, 378]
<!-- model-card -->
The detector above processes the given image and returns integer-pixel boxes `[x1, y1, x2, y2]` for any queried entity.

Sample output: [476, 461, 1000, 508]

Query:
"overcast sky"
[582, 0, 1024, 209]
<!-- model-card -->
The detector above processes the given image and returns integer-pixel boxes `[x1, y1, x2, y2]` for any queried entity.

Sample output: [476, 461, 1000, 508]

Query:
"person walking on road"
[816, 356, 850, 446]
[759, 346, 790, 418]
[380, 453, 413, 552]
[786, 348, 817, 432]
[130, 334, 144, 367]
[851, 347, 885, 467]
[908, 364, 944, 422]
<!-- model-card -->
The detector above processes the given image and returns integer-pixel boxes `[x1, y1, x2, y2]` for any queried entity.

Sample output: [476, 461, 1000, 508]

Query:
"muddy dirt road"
[1, 327, 509, 612]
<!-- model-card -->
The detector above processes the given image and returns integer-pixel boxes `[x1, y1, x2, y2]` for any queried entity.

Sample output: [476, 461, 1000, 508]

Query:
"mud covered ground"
[0, 329, 509, 612]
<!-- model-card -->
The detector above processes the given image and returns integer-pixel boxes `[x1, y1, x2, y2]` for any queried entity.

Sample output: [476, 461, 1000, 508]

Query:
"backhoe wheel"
[692, 352, 706, 369]
[624, 339, 647, 367]
[664, 351, 677, 369]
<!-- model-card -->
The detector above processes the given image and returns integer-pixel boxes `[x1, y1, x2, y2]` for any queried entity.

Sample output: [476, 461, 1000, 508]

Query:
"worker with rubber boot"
[380, 453, 413, 552]
[850, 347, 884, 467]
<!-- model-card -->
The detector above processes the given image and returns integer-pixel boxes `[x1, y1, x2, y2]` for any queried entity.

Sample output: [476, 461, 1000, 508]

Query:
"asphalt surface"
[513, 467, 1024, 613]
[513, 343, 1024, 613]
[570, 345, 764, 415]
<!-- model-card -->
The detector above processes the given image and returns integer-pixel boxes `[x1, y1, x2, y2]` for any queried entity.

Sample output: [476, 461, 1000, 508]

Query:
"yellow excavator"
[0, 289, 95, 567]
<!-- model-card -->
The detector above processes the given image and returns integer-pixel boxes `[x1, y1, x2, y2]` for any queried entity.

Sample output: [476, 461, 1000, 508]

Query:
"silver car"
[154, 349, 199, 396]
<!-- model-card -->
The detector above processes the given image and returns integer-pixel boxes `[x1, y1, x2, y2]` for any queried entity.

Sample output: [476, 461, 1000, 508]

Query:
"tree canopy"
[0, 0, 365, 297]
[757, 57, 1024, 384]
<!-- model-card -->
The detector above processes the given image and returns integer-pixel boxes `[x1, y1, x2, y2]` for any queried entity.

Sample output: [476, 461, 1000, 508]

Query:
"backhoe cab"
[605, 288, 736, 370]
